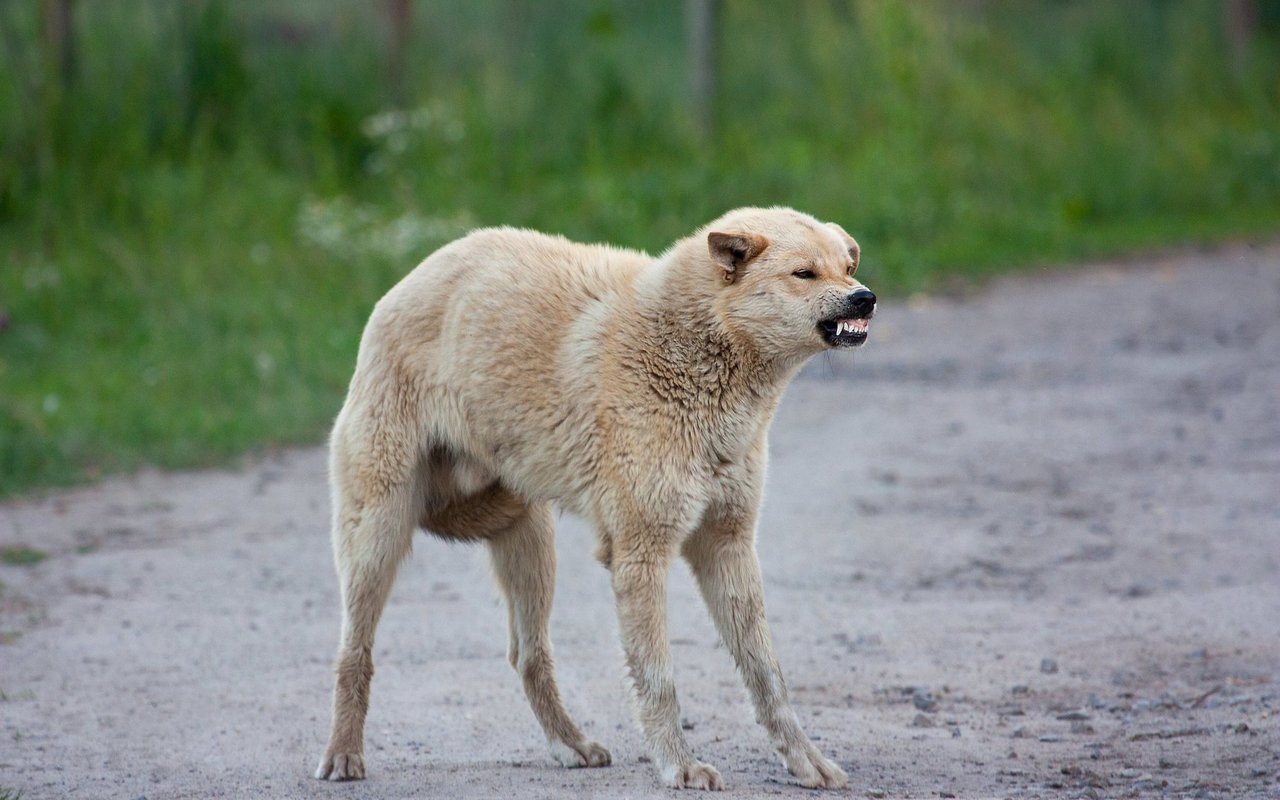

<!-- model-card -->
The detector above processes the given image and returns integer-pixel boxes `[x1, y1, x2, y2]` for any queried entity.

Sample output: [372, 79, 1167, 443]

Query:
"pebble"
[911, 713, 935, 728]
[1056, 710, 1091, 721]
[1011, 684, 1030, 695]
[1041, 658, 1059, 674]
[1039, 735, 1063, 743]
[912, 688, 938, 711]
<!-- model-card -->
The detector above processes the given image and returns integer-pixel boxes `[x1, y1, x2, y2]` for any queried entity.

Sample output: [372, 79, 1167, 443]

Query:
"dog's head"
[705, 208, 875, 357]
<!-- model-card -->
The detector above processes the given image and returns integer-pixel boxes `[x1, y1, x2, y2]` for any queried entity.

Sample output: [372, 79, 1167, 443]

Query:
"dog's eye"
[846, 263, 857, 277]
[792, 269, 817, 280]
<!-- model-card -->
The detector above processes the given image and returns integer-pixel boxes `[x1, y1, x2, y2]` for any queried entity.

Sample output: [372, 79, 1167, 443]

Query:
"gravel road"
[2, 244, 1278, 799]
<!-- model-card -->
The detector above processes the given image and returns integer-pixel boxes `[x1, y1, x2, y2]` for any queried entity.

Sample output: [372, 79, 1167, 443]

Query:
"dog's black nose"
[848, 289, 876, 318]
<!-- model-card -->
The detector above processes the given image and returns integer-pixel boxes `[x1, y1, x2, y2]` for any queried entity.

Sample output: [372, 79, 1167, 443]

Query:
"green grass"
[0, 547, 47, 567]
[1, 0, 1278, 497]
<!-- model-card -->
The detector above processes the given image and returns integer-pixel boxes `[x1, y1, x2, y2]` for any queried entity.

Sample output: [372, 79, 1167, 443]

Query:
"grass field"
[1, 0, 1278, 497]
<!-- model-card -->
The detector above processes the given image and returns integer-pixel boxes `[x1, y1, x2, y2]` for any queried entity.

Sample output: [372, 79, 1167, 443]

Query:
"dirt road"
[2, 245, 1278, 799]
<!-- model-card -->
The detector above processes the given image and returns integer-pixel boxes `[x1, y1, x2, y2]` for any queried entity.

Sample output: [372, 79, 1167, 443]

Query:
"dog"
[315, 206, 875, 789]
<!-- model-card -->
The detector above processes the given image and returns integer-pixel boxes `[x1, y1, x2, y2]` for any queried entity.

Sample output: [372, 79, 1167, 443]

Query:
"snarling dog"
[316, 207, 875, 789]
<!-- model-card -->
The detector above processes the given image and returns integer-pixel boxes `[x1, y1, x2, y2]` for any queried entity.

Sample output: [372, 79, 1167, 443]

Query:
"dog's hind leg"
[316, 437, 418, 781]
[488, 503, 612, 769]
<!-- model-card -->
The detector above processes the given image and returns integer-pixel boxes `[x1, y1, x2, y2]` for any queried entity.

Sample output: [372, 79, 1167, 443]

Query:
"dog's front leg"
[682, 512, 849, 790]
[611, 539, 725, 790]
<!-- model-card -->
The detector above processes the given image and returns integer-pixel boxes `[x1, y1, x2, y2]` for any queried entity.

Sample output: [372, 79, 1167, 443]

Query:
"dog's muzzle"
[818, 289, 876, 347]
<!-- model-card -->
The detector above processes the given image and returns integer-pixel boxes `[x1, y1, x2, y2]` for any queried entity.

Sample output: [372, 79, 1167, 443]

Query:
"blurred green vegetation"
[1, 0, 1278, 497]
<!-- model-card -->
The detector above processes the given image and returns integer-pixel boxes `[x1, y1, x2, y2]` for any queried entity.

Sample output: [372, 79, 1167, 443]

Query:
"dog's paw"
[549, 738, 612, 768]
[783, 747, 847, 790]
[663, 760, 725, 790]
[315, 751, 366, 781]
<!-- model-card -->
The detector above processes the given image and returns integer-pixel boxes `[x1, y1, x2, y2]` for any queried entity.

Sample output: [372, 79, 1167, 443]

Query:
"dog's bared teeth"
[836, 321, 847, 335]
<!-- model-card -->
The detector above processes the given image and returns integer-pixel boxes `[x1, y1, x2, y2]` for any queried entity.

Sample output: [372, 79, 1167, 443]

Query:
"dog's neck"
[623, 246, 805, 415]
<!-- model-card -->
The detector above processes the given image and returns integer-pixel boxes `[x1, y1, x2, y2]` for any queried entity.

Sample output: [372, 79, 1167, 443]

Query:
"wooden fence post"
[387, 0, 411, 105]
[40, 0, 75, 87]
[686, 0, 718, 140]
[1224, 0, 1258, 73]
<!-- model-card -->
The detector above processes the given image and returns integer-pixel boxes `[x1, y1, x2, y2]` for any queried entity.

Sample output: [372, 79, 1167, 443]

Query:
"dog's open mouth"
[819, 317, 869, 347]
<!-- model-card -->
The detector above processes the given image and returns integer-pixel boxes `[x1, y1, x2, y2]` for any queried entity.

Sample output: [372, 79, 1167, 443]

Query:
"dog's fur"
[316, 207, 874, 789]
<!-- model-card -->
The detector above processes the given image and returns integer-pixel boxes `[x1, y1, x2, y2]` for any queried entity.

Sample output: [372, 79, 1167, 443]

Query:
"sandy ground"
[2, 245, 1278, 800]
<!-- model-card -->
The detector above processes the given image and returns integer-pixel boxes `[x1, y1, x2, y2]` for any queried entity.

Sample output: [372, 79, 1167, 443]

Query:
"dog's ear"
[827, 223, 860, 272]
[708, 231, 770, 283]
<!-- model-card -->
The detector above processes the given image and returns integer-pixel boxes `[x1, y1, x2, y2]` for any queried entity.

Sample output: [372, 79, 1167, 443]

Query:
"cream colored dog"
[316, 207, 875, 790]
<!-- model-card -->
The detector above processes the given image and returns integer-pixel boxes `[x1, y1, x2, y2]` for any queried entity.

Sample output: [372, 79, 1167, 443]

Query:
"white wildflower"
[296, 196, 473, 264]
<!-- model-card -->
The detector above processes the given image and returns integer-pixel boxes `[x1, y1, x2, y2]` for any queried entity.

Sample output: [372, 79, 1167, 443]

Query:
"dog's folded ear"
[826, 222, 860, 270]
[708, 231, 770, 282]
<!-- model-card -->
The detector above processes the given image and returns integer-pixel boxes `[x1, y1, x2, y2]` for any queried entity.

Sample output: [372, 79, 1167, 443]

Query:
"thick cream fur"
[316, 207, 868, 789]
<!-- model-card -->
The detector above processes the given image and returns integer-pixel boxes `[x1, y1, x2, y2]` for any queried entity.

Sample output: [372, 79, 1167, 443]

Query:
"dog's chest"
[695, 410, 766, 492]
